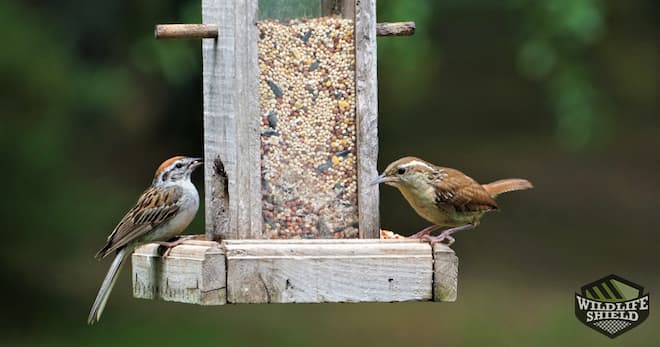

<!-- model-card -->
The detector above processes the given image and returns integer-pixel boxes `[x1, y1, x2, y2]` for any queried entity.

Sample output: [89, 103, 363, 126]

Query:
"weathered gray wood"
[433, 243, 458, 302]
[355, 0, 380, 238]
[203, 0, 262, 241]
[224, 239, 433, 303]
[132, 238, 458, 304]
[155, 24, 218, 39]
[376, 22, 416, 37]
[132, 240, 226, 305]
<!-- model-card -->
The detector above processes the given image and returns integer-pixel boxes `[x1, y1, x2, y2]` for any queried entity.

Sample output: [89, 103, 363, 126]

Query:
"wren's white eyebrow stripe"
[402, 160, 436, 172]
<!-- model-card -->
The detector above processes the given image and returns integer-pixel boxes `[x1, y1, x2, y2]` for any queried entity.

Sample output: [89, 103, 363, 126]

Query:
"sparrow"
[88, 156, 203, 324]
[373, 156, 532, 245]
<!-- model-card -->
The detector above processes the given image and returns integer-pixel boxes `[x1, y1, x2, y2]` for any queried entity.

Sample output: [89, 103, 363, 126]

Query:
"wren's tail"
[88, 247, 130, 325]
[482, 178, 533, 198]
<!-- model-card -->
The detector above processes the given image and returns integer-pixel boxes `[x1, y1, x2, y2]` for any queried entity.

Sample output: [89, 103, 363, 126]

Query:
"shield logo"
[575, 274, 650, 338]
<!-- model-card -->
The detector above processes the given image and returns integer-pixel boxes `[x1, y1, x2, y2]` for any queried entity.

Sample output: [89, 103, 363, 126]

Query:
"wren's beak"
[371, 173, 397, 185]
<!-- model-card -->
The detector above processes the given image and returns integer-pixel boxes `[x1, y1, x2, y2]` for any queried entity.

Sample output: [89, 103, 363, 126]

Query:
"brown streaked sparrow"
[373, 157, 532, 245]
[88, 156, 203, 324]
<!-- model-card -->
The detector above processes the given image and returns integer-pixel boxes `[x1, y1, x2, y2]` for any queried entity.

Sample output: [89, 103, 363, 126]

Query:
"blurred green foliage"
[513, 0, 610, 149]
[379, 0, 616, 149]
[1, 0, 658, 346]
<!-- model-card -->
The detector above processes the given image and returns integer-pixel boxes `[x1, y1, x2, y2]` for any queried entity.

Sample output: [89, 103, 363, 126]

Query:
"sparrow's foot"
[154, 235, 196, 257]
[408, 224, 442, 239]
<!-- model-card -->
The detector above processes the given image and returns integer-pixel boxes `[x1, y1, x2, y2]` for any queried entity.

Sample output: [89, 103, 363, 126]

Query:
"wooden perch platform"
[132, 237, 457, 305]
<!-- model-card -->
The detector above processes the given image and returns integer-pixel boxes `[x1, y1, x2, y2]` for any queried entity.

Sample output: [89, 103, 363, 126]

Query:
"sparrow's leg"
[154, 235, 197, 256]
[408, 224, 442, 239]
[422, 223, 477, 246]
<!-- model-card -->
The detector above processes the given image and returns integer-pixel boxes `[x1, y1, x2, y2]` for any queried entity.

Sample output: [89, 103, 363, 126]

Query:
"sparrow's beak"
[371, 174, 396, 185]
[190, 157, 204, 168]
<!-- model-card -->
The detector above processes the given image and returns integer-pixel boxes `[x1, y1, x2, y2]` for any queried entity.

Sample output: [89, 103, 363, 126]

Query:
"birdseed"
[258, 16, 358, 239]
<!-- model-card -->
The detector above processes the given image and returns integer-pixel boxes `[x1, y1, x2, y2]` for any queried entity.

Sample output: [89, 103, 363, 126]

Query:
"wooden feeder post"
[202, 0, 380, 241]
[133, 0, 457, 306]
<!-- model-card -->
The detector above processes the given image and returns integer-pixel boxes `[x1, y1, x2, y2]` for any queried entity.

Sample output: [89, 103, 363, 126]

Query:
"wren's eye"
[397, 167, 406, 175]
[175, 163, 184, 169]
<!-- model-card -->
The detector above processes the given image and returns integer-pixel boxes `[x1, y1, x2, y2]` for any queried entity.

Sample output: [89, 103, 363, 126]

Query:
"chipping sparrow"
[373, 157, 532, 245]
[88, 156, 203, 324]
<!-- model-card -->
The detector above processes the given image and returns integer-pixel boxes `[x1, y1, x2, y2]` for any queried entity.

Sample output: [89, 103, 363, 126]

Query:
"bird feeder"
[133, 0, 457, 305]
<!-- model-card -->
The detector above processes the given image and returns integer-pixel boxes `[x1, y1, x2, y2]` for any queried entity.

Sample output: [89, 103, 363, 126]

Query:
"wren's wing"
[95, 185, 183, 259]
[433, 168, 498, 213]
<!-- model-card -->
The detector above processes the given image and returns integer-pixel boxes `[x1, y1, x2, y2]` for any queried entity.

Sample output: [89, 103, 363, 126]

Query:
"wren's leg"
[408, 224, 443, 239]
[422, 223, 477, 246]
[154, 235, 196, 256]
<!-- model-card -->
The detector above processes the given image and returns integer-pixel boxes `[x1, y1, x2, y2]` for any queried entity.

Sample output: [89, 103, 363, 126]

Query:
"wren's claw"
[421, 223, 478, 246]
[408, 224, 442, 239]
[422, 234, 456, 246]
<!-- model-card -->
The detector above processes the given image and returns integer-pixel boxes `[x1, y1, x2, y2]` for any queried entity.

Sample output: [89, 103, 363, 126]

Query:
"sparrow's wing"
[95, 185, 183, 258]
[433, 168, 498, 213]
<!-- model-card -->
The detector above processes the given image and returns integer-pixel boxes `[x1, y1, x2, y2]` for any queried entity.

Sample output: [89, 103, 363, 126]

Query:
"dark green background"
[1, 0, 658, 346]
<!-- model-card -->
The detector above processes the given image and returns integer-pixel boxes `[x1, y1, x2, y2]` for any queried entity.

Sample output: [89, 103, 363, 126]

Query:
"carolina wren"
[373, 157, 532, 245]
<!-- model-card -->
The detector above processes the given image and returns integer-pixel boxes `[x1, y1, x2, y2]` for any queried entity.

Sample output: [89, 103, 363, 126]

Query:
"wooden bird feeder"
[132, 0, 458, 305]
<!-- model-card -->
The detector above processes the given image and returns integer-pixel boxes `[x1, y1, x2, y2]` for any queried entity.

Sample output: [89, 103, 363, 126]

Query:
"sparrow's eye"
[175, 163, 184, 169]
[397, 167, 406, 175]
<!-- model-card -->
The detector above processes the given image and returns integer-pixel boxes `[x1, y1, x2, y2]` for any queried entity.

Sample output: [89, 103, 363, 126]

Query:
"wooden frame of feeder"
[133, 0, 458, 305]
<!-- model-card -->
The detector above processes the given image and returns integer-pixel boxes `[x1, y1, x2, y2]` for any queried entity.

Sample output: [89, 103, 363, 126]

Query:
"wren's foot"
[422, 223, 477, 246]
[422, 234, 455, 246]
[408, 224, 442, 239]
[154, 235, 196, 257]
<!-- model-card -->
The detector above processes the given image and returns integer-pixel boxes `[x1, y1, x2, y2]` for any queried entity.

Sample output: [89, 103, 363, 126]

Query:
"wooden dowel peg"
[376, 22, 416, 37]
[154, 24, 219, 39]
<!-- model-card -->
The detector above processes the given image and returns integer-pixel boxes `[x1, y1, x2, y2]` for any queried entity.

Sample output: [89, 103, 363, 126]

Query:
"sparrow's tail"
[88, 247, 129, 325]
[482, 178, 533, 198]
